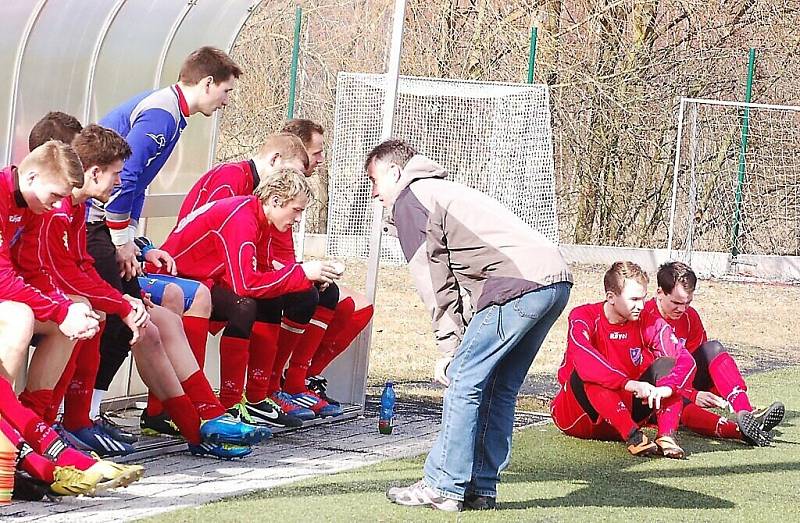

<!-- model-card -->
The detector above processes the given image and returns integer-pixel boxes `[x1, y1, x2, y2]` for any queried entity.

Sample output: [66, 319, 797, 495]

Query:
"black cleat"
[753, 402, 785, 432]
[737, 411, 773, 447]
[230, 398, 303, 429]
[626, 429, 659, 457]
[140, 410, 182, 438]
[306, 375, 341, 406]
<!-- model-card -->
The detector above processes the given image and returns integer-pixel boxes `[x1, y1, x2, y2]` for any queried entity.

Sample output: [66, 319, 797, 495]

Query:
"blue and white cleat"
[200, 414, 271, 445]
[188, 442, 252, 460]
[70, 424, 135, 457]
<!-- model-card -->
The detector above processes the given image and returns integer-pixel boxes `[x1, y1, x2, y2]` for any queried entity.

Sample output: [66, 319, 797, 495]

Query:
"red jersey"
[158, 195, 311, 298]
[0, 166, 70, 323]
[177, 159, 298, 266]
[557, 301, 696, 394]
[177, 160, 258, 222]
[642, 298, 707, 353]
[13, 196, 133, 318]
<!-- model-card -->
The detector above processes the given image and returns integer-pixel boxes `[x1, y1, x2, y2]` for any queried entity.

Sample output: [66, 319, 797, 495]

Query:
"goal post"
[325, 73, 559, 265]
[667, 97, 800, 276]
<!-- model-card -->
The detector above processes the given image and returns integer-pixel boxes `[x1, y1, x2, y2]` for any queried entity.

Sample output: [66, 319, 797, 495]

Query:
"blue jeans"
[423, 281, 571, 500]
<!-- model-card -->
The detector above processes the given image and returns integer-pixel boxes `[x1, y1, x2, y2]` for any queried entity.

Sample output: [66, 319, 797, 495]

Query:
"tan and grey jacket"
[385, 154, 572, 355]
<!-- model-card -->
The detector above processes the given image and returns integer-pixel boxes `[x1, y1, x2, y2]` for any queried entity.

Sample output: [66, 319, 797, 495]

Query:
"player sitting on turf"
[550, 261, 698, 458]
[172, 135, 342, 424]
[153, 168, 342, 423]
[0, 141, 143, 494]
[643, 261, 783, 444]
[281, 119, 375, 408]
[14, 124, 269, 459]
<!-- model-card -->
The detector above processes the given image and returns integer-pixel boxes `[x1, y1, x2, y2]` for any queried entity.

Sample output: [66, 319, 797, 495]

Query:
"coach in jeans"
[366, 139, 572, 512]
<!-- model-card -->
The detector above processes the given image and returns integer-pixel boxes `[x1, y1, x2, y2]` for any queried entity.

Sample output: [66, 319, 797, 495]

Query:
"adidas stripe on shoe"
[70, 425, 134, 457]
[188, 442, 252, 460]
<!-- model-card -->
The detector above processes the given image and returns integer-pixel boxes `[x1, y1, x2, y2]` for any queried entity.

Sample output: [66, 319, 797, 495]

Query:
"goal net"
[668, 98, 800, 273]
[326, 73, 557, 264]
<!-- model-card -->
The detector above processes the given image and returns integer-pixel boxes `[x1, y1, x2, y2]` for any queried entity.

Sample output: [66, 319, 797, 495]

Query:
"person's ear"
[392, 164, 401, 182]
[90, 166, 100, 183]
[272, 195, 280, 207]
[203, 76, 214, 92]
[269, 152, 280, 167]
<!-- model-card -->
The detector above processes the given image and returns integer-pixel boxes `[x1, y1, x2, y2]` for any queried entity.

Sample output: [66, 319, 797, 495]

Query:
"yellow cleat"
[87, 457, 145, 492]
[50, 465, 104, 497]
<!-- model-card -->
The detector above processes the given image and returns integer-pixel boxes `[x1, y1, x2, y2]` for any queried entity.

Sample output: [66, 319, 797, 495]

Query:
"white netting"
[669, 99, 800, 265]
[326, 73, 557, 264]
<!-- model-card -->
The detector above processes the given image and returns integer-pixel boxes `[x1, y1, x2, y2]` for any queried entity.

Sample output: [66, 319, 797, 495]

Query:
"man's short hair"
[71, 124, 132, 170]
[604, 261, 649, 295]
[178, 46, 242, 85]
[28, 112, 83, 151]
[253, 167, 312, 206]
[657, 261, 697, 294]
[20, 141, 84, 189]
[258, 133, 309, 171]
[281, 119, 324, 147]
[363, 139, 417, 171]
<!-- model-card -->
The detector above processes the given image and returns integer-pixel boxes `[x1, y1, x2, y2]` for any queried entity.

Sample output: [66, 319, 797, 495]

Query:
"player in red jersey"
[551, 261, 698, 458]
[14, 124, 268, 460]
[157, 168, 341, 421]
[643, 261, 783, 441]
[280, 119, 375, 409]
[0, 141, 143, 495]
[175, 131, 342, 420]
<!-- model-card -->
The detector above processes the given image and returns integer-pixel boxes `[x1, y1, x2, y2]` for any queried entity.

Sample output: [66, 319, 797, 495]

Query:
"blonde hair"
[19, 140, 84, 189]
[604, 261, 649, 295]
[253, 167, 312, 206]
[257, 133, 309, 171]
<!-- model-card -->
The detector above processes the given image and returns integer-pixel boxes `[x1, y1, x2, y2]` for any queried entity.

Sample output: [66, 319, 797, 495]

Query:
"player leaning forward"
[369, 140, 572, 512]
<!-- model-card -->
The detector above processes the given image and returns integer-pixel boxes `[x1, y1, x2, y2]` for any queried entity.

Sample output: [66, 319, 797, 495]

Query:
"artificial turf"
[143, 366, 800, 522]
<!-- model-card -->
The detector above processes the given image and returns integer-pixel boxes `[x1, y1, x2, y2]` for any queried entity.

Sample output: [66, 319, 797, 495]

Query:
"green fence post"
[731, 47, 756, 258]
[287, 5, 302, 119]
[527, 26, 538, 84]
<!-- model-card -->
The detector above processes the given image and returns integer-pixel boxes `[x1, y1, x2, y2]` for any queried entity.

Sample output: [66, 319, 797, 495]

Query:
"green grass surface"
[143, 367, 800, 522]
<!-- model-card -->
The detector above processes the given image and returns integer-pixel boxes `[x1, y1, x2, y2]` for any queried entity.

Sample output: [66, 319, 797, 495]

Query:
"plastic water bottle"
[378, 381, 396, 435]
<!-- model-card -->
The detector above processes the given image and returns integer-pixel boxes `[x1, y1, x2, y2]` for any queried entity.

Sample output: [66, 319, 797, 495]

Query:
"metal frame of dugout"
[3, 0, 364, 458]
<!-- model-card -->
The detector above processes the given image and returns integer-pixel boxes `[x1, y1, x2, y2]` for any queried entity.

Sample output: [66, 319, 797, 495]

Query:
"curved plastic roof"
[0, 0, 261, 194]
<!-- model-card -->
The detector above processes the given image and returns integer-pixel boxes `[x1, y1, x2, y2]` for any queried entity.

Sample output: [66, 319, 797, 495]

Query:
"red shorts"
[550, 382, 623, 441]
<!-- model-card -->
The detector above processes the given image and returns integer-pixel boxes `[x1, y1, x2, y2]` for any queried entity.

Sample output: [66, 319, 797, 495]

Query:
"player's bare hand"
[624, 380, 654, 400]
[301, 261, 340, 283]
[144, 248, 177, 275]
[116, 241, 138, 279]
[60, 302, 100, 340]
[695, 390, 727, 409]
[122, 295, 150, 327]
[433, 356, 452, 387]
[141, 293, 156, 310]
[648, 385, 673, 409]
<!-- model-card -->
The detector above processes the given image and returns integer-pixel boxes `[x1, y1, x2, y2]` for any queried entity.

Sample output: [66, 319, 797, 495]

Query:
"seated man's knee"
[136, 321, 164, 353]
[0, 302, 34, 348]
[187, 283, 212, 317]
[161, 283, 185, 315]
[284, 288, 319, 324]
[643, 357, 676, 383]
[696, 340, 725, 364]
[317, 283, 340, 310]
[224, 296, 258, 338]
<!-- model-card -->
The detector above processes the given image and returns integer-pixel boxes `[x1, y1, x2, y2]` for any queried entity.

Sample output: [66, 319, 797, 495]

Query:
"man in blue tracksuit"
[86, 46, 241, 434]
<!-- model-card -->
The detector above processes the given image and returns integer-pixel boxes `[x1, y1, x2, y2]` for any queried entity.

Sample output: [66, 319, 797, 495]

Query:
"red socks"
[0, 419, 55, 483]
[681, 402, 741, 439]
[182, 315, 210, 368]
[218, 335, 251, 408]
[63, 326, 104, 431]
[162, 395, 202, 444]
[583, 382, 638, 439]
[180, 370, 225, 420]
[708, 352, 753, 412]
[284, 307, 336, 394]
[44, 335, 88, 425]
[19, 389, 54, 420]
[309, 304, 373, 376]
[245, 321, 280, 403]
[267, 318, 306, 395]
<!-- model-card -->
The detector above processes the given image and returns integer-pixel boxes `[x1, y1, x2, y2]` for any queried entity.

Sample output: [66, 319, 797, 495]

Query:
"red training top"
[557, 301, 696, 395]
[13, 195, 133, 318]
[642, 298, 708, 353]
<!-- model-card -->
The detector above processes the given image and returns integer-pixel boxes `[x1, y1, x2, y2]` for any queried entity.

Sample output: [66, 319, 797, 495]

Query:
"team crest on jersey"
[630, 347, 643, 366]
[62, 231, 69, 249]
